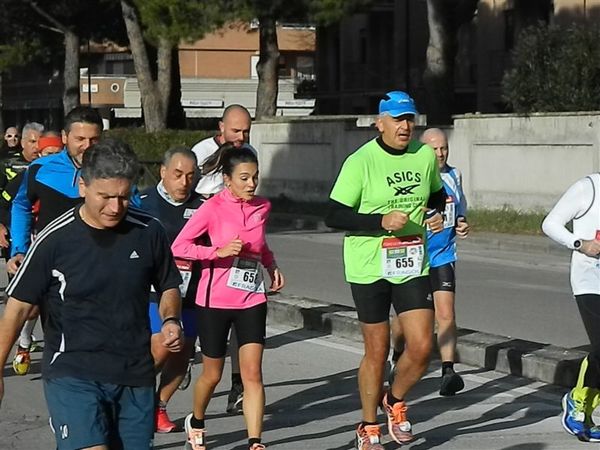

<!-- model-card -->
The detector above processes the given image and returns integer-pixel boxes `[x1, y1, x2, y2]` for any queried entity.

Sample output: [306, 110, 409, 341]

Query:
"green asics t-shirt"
[330, 138, 443, 284]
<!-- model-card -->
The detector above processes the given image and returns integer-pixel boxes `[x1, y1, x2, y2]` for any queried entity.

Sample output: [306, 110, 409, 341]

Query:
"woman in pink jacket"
[172, 144, 284, 450]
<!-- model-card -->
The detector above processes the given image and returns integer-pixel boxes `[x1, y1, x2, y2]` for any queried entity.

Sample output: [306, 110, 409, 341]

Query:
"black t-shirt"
[140, 186, 204, 309]
[6, 204, 182, 387]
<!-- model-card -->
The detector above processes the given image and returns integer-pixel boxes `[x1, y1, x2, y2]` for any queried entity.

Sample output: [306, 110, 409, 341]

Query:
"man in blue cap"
[326, 91, 446, 449]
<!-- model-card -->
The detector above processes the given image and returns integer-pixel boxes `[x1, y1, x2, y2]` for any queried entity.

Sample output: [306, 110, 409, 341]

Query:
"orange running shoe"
[382, 392, 415, 444]
[355, 423, 384, 450]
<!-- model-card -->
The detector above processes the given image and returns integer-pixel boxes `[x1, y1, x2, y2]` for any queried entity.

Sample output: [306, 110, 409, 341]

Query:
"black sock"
[232, 372, 242, 385]
[361, 421, 378, 427]
[442, 361, 454, 375]
[386, 392, 403, 405]
[190, 416, 205, 429]
[248, 437, 261, 447]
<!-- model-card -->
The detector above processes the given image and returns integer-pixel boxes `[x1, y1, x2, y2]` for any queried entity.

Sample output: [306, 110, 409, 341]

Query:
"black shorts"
[196, 302, 267, 358]
[350, 276, 433, 324]
[430, 263, 456, 293]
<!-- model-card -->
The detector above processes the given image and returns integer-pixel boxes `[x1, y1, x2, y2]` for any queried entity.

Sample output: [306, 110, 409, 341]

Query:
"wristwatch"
[574, 239, 583, 250]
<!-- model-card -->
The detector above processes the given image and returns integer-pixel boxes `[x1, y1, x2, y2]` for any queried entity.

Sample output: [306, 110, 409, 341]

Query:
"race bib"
[175, 259, 192, 297]
[443, 196, 456, 229]
[227, 253, 265, 293]
[381, 235, 424, 277]
[183, 208, 197, 219]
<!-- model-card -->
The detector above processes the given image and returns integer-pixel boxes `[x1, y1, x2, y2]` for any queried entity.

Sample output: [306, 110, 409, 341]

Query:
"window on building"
[504, 9, 515, 50]
[106, 59, 135, 75]
[359, 29, 367, 64]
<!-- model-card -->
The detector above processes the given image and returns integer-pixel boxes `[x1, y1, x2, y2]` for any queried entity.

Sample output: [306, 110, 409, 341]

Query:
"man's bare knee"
[405, 337, 433, 363]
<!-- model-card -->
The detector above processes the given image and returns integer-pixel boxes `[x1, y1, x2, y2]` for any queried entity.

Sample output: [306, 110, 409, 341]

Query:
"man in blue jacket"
[7, 107, 103, 374]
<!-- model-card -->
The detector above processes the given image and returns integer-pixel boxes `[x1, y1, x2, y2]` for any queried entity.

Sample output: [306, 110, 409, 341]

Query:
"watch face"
[575, 240, 582, 249]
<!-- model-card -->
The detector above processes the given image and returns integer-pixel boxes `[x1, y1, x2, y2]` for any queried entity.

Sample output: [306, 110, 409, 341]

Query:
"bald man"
[3, 127, 20, 151]
[191, 104, 255, 198]
[390, 128, 470, 397]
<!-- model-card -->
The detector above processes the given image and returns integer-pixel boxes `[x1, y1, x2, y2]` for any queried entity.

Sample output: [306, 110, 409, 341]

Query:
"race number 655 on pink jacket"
[171, 188, 275, 309]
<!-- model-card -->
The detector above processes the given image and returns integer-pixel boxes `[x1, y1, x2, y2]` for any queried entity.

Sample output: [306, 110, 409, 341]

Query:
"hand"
[161, 321, 184, 353]
[216, 236, 243, 258]
[268, 266, 285, 292]
[0, 224, 8, 249]
[423, 208, 443, 233]
[381, 211, 409, 232]
[579, 239, 600, 257]
[455, 217, 470, 238]
[6, 254, 24, 276]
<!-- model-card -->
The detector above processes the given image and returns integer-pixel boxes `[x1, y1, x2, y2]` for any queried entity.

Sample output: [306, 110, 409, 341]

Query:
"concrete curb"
[266, 294, 585, 388]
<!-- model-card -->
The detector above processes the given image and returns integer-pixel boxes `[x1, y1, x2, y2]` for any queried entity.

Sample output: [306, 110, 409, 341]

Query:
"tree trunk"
[423, 0, 454, 125]
[423, 0, 477, 125]
[156, 36, 172, 127]
[120, 0, 165, 131]
[62, 30, 80, 116]
[167, 48, 186, 129]
[255, 15, 279, 119]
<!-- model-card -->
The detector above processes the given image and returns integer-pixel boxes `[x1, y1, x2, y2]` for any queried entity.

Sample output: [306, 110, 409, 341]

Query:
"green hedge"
[104, 128, 213, 189]
[104, 128, 213, 162]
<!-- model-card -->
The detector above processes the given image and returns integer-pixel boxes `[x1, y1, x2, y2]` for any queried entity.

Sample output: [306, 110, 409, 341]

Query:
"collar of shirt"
[156, 180, 189, 206]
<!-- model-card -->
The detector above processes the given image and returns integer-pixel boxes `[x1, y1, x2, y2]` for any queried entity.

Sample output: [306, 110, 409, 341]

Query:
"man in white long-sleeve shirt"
[191, 104, 255, 198]
[542, 173, 600, 442]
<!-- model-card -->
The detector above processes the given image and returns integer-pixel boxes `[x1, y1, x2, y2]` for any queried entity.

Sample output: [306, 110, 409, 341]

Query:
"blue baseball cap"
[379, 91, 418, 117]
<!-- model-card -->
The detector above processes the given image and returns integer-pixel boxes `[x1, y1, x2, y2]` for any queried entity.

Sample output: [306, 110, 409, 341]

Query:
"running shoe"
[179, 358, 194, 391]
[382, 392, 415, 444]
[561, 392, 589, 440]
[184, 413, 206, 450]
[30, 335, 43, 352]
[155, 405, 176, 433]
[12, 345, 31, 375]
[355, 423, 384, 450]
[588, 426, 600, 442]
[226, 382, 244, 414]
[248, 444, 266, 450]
[439, 369, 465, 396]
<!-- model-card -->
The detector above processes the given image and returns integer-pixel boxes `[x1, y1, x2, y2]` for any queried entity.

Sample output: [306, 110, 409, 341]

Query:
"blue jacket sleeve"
[10, 167, 34, 256]
[130, 185, 142, 209]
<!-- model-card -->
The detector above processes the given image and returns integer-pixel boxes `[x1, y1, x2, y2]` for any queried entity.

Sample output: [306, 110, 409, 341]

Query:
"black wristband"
[161, 316, 182, 327]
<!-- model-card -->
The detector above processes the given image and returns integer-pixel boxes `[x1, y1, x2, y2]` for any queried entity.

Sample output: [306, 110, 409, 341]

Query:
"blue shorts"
[148, 302, 197, 338]
[44, 377, 154, 450]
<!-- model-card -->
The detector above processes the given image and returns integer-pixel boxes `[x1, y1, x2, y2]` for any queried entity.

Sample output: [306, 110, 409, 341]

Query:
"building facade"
[315, 0, 599, 116]
[79, 22, 316, 121]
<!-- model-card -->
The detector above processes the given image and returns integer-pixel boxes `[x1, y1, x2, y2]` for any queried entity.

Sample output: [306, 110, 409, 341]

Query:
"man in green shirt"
[326, 91, 445, 450]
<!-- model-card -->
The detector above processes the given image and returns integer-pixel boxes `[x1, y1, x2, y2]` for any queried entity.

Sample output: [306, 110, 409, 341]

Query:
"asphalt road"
[266, 230, 585, 349]
[0, 323, 583, 449]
